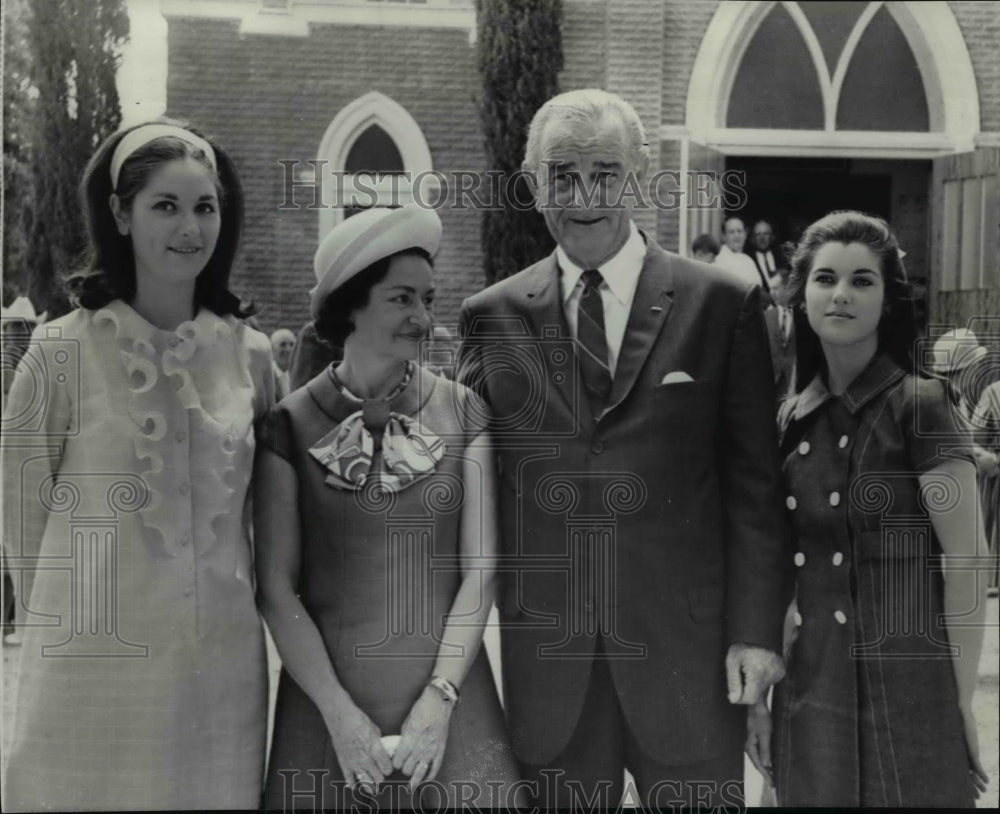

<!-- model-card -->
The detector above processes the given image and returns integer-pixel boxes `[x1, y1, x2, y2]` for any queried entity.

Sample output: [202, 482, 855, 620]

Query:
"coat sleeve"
[456, 299, 490, 408]
[720, 286, 794, 653]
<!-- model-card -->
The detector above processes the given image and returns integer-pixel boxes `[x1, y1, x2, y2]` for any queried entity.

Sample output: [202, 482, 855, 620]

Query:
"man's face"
[528, 115, 646, 269]
[752, 223, 774, 252]
[723, 218, 746, 253]
[271, 334, 295, 371]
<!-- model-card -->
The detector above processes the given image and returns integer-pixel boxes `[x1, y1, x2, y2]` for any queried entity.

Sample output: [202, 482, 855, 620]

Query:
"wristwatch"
[428, 675, 460, 705]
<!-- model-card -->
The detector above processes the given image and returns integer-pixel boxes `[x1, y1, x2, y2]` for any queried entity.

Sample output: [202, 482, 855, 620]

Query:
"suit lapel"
[602, 241, 674, 418]
[523, 254, 584, 423]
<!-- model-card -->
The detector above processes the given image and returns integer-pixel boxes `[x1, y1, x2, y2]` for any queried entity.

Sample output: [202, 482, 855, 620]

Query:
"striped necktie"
[577, 269, 612, 417]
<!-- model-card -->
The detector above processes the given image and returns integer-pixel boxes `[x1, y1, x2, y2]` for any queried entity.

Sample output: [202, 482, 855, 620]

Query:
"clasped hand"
[325, 699, 393, 790]
[392, 686, 453, 792]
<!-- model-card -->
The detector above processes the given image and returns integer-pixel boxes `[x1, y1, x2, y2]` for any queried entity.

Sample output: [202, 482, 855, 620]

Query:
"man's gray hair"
[523, 89, 650, 171]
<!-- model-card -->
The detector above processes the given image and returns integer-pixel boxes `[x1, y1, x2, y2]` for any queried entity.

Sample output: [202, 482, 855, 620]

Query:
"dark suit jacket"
[764, 304, 796, 400]
[458, 237, 792, 766]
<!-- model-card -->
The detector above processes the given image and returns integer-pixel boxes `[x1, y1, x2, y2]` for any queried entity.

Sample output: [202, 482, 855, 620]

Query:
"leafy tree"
[476, 0, 562, 284]
[3, 0, 36, 307]
[24, 0, 129, 317]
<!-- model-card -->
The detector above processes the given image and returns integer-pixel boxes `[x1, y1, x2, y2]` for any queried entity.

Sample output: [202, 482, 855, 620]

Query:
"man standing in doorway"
[459, 89, 790, 809]
[715, 215, 767, 291]
[749, 219, 785, 294]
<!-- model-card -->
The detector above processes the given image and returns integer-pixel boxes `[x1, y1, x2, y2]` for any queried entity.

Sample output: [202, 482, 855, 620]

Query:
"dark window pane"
[797, 1, 869, 75]
[345, 125, 406, 175]
[836, 5, 929, 131]
[727, 3, 824, 129]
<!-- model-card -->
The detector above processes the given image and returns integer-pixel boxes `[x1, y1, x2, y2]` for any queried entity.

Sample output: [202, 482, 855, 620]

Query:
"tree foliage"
[3, 0, 36, 306]
[23, 0, 129, 317]
[476, 0, 562, 285]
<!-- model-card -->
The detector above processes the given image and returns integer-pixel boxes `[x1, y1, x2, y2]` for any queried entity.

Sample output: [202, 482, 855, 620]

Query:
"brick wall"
[660, 0, 717, 127]
[167, 17, 483, 335]
[951, 1, 1000, 133]
[165, 0, 993, 332]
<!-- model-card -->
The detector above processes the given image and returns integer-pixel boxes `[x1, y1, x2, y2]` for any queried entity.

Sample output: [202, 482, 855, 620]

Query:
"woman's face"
[804, 241, 885, 351]
[348, 253, 435, 363]
[112, 157, 221, 288]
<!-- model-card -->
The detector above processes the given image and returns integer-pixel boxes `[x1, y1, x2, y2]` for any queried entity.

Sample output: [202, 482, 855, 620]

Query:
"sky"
[117, 0, 169, 126]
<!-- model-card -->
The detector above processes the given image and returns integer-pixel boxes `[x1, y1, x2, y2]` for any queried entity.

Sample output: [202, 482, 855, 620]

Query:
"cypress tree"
[476, 0, 562, 285]
[25, 0, 129, 317]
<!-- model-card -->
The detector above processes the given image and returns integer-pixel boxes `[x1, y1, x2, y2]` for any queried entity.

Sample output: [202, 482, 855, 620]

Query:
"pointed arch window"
[725, 1, 934, 133]
[317, 92, 437, 235]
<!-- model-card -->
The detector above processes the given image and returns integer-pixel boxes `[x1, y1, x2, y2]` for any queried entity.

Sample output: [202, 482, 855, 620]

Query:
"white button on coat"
[786, 495, 798, 510]
[798, 441, 810, 455]
[794, 552, 806, 566]
[794, 612, 803, 627]
[833, 552, 844, 566]
[838, 435, 849, 449]
[830, 491, 841, 507]
[834, 610, 847, 624]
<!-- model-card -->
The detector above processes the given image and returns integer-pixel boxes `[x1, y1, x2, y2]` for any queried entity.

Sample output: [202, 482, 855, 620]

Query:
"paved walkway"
[4, 598, 999, 807]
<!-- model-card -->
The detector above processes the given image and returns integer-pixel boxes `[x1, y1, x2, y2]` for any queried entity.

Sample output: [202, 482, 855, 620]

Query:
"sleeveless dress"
[261, 365, 519, 810]
[772, 354, 976, 807]
[1, 300, 272, 810]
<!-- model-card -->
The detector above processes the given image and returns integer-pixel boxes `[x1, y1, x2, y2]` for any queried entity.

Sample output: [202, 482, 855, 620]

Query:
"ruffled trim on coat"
[91, 301, 256, 554]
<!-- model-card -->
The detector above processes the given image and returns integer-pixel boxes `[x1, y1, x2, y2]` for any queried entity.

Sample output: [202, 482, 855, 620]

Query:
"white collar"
[558, 222, 645, 305]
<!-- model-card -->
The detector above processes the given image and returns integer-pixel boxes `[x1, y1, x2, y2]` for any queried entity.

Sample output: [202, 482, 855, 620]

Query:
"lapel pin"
[651, 306, 663, 312]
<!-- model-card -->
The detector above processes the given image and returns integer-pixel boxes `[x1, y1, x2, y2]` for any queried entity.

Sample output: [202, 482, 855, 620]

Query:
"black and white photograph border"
[3, 0, 999, 810]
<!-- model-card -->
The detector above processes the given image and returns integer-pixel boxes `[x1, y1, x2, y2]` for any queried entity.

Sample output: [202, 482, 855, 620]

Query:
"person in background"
[1, 294, 41, 648]
[270, 327, 295, 399]
[746, 211, 989, 807]
[714, 215, 768, 291]
[762, 266, 796, 401]
[1, 119, 273, 810]
[972, 376, 1000, 593]
[288, 318, 341, 390]
[748, 219, 786, 294]
[691, 232, 720, 264]
[929, 328, 1000, 593]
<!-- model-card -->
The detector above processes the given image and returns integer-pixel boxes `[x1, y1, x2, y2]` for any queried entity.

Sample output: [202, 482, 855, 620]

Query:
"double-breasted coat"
[773, 353, 976, 807]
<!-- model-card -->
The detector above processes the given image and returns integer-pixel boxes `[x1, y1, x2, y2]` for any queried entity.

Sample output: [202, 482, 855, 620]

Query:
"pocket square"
[660, 371, 694, 385]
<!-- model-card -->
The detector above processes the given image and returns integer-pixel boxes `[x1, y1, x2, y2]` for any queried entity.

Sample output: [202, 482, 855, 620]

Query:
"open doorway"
[727, 156, 932, 323]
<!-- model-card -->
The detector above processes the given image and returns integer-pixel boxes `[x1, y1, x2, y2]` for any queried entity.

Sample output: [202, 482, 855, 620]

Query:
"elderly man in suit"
[458, 89, 791, 809]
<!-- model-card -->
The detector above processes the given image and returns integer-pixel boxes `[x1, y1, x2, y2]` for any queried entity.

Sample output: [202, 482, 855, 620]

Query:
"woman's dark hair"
[314, 248, 433, 348]
[787, 210, 917, 392]
[66, 117, 254, 317]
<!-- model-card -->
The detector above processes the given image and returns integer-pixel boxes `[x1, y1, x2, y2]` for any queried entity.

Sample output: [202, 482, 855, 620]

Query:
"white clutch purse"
[381, 734, 401, 757]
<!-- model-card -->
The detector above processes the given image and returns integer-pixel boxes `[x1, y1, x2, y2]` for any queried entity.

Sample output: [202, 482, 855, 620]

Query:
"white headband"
[109, 124, 217, 188]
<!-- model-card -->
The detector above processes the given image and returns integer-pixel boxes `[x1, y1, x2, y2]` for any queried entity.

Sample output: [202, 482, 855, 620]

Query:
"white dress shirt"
[557, 222, 645, 377]
[715, 244, 764, 289]
[755, 250, 775, 274]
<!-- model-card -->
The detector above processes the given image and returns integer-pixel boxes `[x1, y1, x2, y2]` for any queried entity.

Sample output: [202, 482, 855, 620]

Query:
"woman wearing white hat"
[931, 328, 1000, 592]
[254, 205, 520, 809]
[930, 328, 999, 474]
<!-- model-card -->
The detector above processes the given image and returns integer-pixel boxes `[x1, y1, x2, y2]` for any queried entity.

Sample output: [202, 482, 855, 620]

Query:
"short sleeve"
[259, 404, 295, 463]
[904, 375, 975, 473]
[241, 324, 276, 423]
